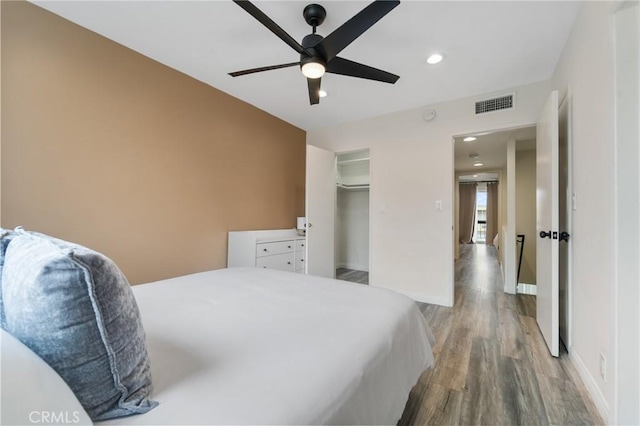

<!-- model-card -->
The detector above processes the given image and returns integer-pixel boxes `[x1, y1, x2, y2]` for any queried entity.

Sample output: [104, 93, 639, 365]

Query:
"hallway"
[399, 244, 603, 425]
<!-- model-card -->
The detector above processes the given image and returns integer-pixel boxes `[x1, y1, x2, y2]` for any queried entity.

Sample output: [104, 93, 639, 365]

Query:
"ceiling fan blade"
[326, 57, 399, 84]
[229, 62, 300, 77]
[307, 78, 321, 105]
[316, 0, 400, 62]
[233, 1, 309, 55]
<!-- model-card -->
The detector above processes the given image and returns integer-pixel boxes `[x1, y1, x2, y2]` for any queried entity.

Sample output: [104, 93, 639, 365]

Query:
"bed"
[1, 231, 434, 425]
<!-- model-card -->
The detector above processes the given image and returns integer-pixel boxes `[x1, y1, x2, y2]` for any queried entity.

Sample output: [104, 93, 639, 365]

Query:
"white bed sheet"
[100, 268, 434, 425]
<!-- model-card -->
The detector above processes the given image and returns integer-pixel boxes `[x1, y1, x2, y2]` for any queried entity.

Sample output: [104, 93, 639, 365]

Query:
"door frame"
[452, 124, 539, 297]
[452, 116, 572, 323]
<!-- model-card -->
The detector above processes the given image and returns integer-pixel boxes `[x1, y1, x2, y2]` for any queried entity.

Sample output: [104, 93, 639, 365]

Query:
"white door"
[536, 90, 560, 357]
[305, 145, 336, 278]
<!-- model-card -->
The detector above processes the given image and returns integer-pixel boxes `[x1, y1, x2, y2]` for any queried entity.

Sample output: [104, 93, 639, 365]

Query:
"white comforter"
[100, 268, 434, 425]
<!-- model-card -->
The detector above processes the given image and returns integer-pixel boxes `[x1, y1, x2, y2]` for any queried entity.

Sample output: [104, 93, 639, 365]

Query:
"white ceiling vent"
[475, 93, 515, 114]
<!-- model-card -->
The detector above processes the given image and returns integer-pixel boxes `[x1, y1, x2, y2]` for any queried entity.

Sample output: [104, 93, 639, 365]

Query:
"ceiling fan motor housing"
[300, 33, 326, 71]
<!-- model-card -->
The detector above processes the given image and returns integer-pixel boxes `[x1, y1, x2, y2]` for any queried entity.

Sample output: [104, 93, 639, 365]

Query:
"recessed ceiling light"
[319, 90, 327, 98]
[427, 53, 444, 65]
[463, 137, 477, 142]
[473, 162, 484, 167]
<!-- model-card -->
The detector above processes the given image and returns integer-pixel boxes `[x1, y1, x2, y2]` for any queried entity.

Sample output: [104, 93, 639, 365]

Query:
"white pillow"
[0, 329, 93, 425]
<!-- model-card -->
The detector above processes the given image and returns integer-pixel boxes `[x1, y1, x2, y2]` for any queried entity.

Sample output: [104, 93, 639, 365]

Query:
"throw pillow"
[1, 228, 158, 421]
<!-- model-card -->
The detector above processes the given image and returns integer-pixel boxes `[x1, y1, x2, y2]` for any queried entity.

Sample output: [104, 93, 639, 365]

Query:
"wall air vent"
[475, 93, 515, 114]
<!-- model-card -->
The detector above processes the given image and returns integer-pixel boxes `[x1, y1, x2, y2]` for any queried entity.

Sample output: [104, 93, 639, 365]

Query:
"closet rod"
[337, 158, 370, 165]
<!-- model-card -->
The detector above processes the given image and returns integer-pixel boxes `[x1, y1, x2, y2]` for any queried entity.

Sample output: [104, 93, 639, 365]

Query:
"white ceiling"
[454, 125, 536, 173]
[32, 1, 582, 131]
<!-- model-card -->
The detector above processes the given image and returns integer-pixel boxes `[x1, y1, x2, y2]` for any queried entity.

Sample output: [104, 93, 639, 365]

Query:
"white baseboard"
[517, 283, 537, 295]
[569, 348, 609, 423]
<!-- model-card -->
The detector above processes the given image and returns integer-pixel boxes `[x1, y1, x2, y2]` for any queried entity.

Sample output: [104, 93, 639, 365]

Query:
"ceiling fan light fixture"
[301, 60, 325, 79]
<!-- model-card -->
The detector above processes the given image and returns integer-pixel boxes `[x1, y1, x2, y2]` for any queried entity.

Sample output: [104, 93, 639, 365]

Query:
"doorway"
[335, 149, 370, 284]
[453, 126, 537, 285]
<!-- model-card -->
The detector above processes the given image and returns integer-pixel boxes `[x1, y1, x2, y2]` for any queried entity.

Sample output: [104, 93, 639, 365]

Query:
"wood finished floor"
[399, 244, 604, 426]
[336, 268, 369, 284]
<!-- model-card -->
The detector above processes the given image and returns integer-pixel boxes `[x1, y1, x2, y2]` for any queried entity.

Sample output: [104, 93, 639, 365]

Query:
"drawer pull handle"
[288, 245, 292, 249]
[263, 248, 268, 252]
[287, 261, 291, 265]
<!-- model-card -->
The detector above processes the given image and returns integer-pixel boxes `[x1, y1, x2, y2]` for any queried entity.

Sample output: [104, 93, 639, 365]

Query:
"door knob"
[539, 231, 552, 239]
[307, 223, 313, 228]
[559, 231, 570, 242]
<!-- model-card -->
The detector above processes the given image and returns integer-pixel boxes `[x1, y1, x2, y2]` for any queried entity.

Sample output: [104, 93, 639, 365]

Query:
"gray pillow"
[0, 228, 16, 329]
[1, 228, 158, 421]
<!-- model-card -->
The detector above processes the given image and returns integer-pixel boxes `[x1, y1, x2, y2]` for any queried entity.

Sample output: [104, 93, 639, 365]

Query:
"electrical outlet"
[600, 353, 607, 381]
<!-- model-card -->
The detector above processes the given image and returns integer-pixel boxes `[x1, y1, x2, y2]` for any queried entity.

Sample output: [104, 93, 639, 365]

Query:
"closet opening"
[335, 149, 370, 284]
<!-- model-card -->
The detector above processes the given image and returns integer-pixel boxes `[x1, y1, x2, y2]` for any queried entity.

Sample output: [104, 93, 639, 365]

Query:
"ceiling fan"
[229, 0, 400, 105]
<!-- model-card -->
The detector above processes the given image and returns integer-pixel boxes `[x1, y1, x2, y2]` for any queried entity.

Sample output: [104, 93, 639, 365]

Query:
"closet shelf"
[337, 158, 370, 165]
[337, 183, 370, 190]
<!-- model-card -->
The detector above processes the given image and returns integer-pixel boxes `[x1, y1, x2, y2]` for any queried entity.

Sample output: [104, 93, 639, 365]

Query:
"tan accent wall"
[515, 147, 536, 284]
[1, 1, 306, 284]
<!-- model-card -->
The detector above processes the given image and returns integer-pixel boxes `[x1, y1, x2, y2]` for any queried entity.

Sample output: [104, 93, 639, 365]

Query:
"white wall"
[336, 188, 370, 271]
[307, 80, 551, 306]
[613, 2, 640, 424]
[550, 0, 632, 421]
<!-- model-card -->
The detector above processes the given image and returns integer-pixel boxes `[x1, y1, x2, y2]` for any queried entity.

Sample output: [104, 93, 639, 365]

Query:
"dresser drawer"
[228, 230, 305, 274]
[295, 239, 305, 273]
[256, 241, 295, 258]
[256, 253, 295, 271]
